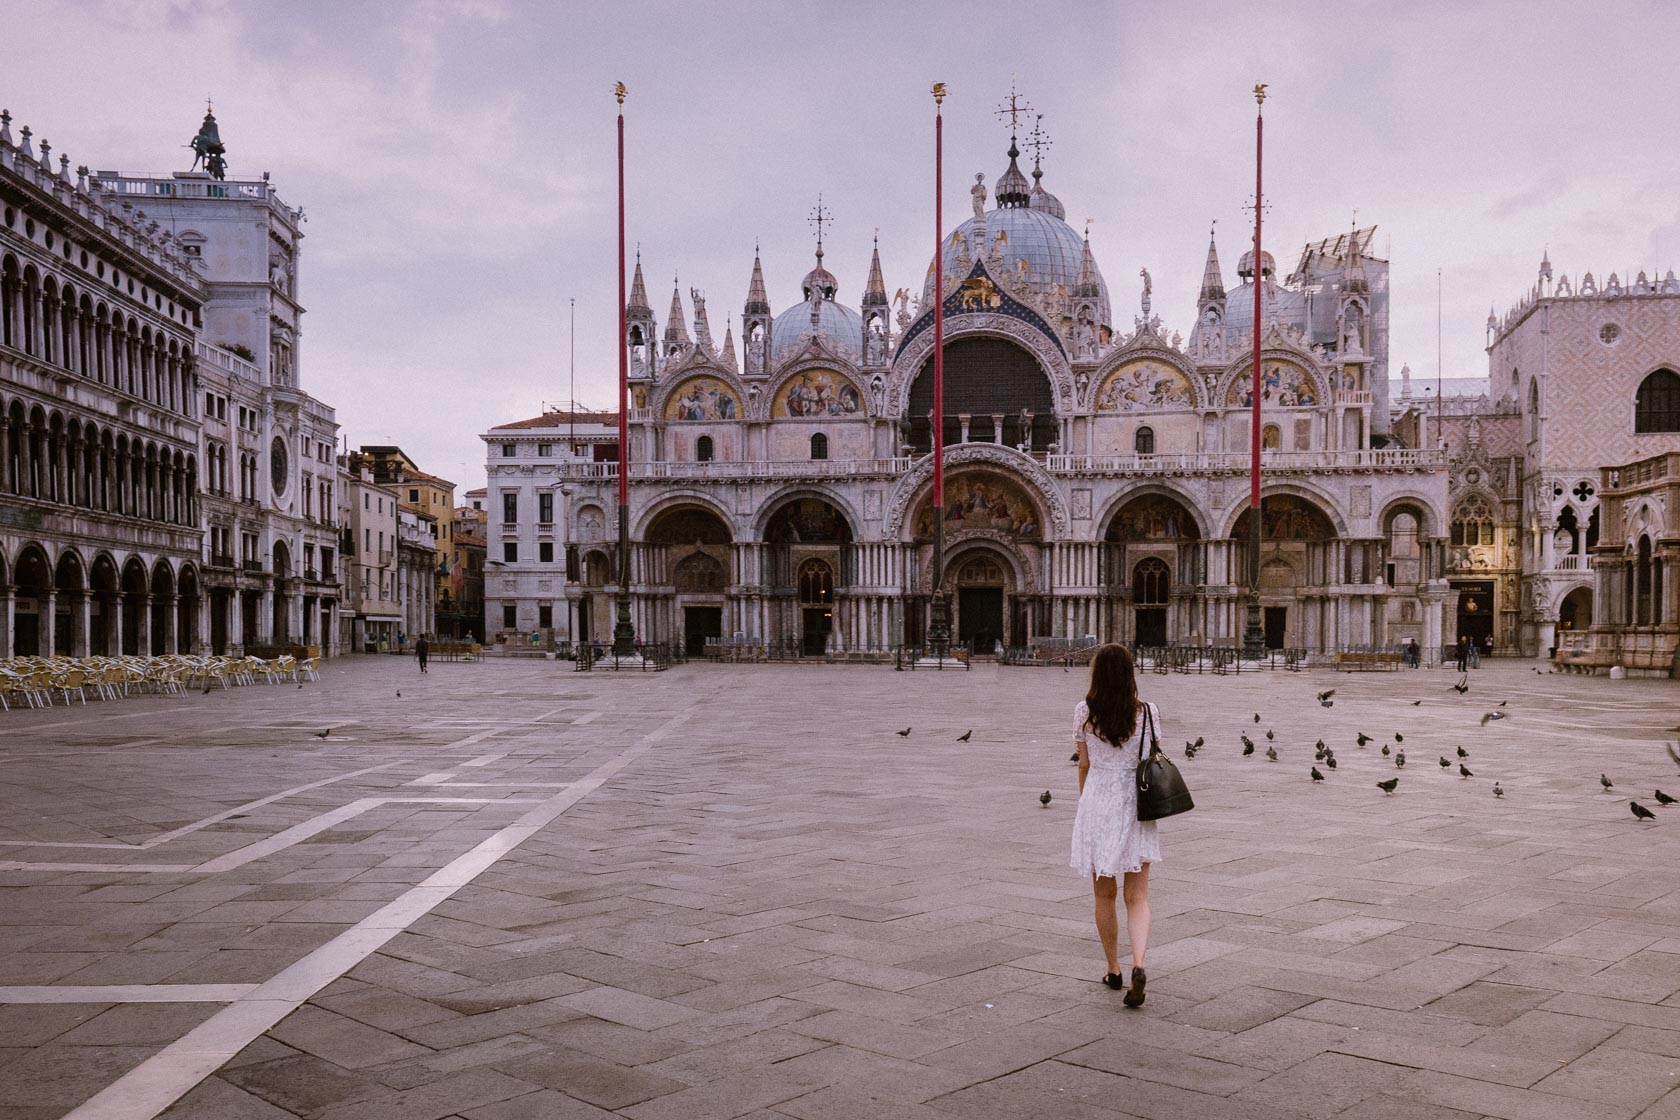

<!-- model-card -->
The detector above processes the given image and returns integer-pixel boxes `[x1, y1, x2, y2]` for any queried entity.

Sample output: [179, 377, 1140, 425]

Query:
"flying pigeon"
[1377, 777, 1399, 795]
[1320, 697, 1335, 708]
[957, 730, 972, 742]
[1632, 801, 1656, 821]
[1311, 767, 1325, 782]
[1317, 689, 1336, 702]
[1481, 711, 1507, 726]
[1411, 699, 1423, 706]
[1039, 790, 1052, 806]
[1070, 752, 1080, 762]
[1452, 679, 1469, 695]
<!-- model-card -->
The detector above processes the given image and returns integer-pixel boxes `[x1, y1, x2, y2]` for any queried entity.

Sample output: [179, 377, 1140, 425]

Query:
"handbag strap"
[1139, 701, 1158, 758]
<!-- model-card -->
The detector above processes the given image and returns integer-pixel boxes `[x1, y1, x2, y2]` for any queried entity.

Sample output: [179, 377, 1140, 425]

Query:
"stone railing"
[1046, 448, 1448, 473]
[195, 340, 264, 384]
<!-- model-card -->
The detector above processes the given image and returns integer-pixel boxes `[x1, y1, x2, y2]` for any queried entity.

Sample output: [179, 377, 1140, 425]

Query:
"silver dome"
[771, 296, 863, 365]
[923, 206, 1111, 327]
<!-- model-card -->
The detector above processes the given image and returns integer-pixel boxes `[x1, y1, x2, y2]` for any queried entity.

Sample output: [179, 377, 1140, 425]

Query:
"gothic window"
[797, 559, 833, 607]
[1634, 369, 1680, 433]
[1635, 535, 1653, 625]
[1133, 557, 1170, 605]
[810, 432, 828, 460]
[673, 551, 725, 593]
[696, 435, 714, 462]
[1134, 426, 1155, 455]
[1450, 496, 1495, 548]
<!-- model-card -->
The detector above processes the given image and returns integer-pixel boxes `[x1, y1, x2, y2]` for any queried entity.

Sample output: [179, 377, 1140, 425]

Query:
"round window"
[270, 437, 288, 495]
[1600, 323, 1620, 344]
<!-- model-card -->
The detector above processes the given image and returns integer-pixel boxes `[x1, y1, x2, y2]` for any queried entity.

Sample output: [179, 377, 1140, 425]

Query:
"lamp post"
[1242, 83, 1268, 660]
[926, 80, 952, 662]
[612, 81, 635, 657]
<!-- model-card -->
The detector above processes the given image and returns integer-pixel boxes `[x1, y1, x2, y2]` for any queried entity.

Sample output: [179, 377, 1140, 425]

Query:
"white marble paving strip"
[1, 760, 410, 850]
[0, 984, 257, 1004]
[0, 861, 197, 873]
[461, 752, 506, 767]
[61, 707, 690, 1120]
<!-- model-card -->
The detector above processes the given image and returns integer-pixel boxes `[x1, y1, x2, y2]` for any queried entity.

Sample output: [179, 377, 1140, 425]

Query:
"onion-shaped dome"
[923, 205, 1110, 327]
[1237, 249, 1276, 280]
[1029, 166, 1065, 220]
[801, 255, 839, 301]
[771, 292, 863, 365]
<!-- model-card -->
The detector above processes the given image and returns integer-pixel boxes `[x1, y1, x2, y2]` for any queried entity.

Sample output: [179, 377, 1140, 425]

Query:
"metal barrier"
[893, 645, 971, 671]
[573, 642, 685, 672]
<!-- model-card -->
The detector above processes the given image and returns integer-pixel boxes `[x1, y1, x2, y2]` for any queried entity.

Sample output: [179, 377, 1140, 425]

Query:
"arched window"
[695, 435, 714, 462]
[797, 558, 833, 606]
[1635, 535, 1653, 625]
[810, 432, 828, 460]
[1261, 424, 1281, 450]
[1450, 496, 1495, 548]
[1134, 426, 1154, 455]
[1634, 369, 1680, 433]
[1133, 557, 1170, 605]
[673, 551, 725, 593]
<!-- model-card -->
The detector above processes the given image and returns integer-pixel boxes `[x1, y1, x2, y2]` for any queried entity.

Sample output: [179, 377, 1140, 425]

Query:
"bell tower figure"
[742, 247, 772, 377]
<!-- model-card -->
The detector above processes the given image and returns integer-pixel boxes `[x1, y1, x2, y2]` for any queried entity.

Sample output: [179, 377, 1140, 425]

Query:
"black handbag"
[1135, 704, 1194, 821]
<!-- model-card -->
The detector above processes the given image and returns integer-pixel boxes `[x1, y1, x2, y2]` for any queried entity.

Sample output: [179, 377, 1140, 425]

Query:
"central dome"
[771, 294, 863, 365]
[923, 206, 1111, 327]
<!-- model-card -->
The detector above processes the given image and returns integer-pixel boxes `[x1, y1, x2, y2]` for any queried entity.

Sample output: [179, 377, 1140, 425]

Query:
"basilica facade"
[488, 140, 1452, 658]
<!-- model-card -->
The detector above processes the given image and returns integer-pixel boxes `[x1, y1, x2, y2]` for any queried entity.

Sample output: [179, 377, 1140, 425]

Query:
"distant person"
[1482, 634, 1494, 662]
[415, 635, 430, 674]
[1455, 635, 1469, 673]
[1070, 644, 1161, 1008]
[1468, 636, 1481, 669]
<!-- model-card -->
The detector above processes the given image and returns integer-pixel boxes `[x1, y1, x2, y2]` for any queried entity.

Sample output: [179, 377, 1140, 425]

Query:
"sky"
[10, 1, 1680, 489]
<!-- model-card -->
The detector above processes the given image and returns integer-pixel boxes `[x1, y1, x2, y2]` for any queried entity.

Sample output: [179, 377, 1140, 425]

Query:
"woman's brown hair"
[1084, 643, 1141, 747]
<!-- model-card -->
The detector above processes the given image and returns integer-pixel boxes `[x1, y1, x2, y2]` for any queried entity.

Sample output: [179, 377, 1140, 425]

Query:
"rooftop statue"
[187, 105, 227, 181]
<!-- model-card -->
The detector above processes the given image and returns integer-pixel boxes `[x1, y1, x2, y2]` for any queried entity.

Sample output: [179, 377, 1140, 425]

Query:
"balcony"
[377, 549, 394, 566]
[304, 568, 319, 581]
[208, 553, 235, 569]
[241, 559, 264, 574]
[1045, 448, 1449, 474]
[1554, 555, 1584, 571]
[1334, 390, 1374, 406]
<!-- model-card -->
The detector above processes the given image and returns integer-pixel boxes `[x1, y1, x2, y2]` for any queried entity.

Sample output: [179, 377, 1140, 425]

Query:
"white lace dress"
[1069, 699, 1163, 878]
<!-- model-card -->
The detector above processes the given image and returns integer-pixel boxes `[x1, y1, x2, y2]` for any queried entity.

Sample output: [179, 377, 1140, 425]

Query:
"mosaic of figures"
[1108, 494, 1199, 540]
[767, 498, 850, 543]
[914, 471, 1042, 540]
[665, 376, 739, 421]
[1095, 360, 1194, 412]
[1226, 361, 1319, 408]
[1232, 494, 1336, 540]
[774, 369, 865, 418]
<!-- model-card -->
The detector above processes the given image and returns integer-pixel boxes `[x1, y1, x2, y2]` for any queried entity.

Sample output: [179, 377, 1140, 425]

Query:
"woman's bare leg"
[1122, 865, 1151, 969]
[1092, 874, 1120, 974]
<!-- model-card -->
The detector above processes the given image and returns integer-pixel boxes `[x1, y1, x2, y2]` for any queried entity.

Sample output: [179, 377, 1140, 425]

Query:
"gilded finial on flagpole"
[614, 81, 627, 109]
[932, 81, 947, 110]
[1253, 83, 1268, 107]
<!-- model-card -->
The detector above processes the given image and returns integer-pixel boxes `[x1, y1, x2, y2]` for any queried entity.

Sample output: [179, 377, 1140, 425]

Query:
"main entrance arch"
[1102, 491, 1202, 646]
[646, 502, 733, 655]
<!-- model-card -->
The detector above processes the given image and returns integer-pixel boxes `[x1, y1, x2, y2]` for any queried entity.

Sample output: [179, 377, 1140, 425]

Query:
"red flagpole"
[612, 81, 634, 656]
[929, 81, 949, 658]
[1243, 83, 1268, 658]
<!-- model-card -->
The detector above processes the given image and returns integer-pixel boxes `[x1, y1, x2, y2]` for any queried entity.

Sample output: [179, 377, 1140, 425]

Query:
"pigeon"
[1315, 739, 1325, 752]
[297, 683, 304, 690]
[897, 728, 912, 737]
[1481, 711, 1507, 726]
[1357, 733, 1373, 746]
[1452, 680, 1469, 695]
[1497, 700, 1508, 707]
[1377, 777, 1399, 795]
[1411, 699, 1422, 706]
[1317, 689, 1336, 702]
[202, 686, 213, 696]
[1315, 745, 1327, 761]
[314, 729, 330, 739]
[1193, 736, 1205, 749]
[1242, 739, 1255, 757]
[1632, 801, 1656, 821]
[1457, 746, 1469, 759]
[957, 730, 972, 742]
[1494, 782, 1504, 798]
[1395, 751, 1406, 768]
[1395, 732, 1405, 743]
[1460, 764, 1474, 779]
[1439, 756, 1451, 769]
[1266, 746, 1279, 762]
[1039, 790, 1053, 806]
[1601, 774, 1614, 791]
[1326, 756, 1338, 770]
[396, 691, 401, 698]
[1381, 744, 1391, 756]
[1071, 752, 1081, 762]
[1311, 767, 1325, 782]
[1320, 698, 1335, 708]
[1656, 790, 1676, 806]
[1266, 729, 1275, 741]
[1255, 713, 1262, 723]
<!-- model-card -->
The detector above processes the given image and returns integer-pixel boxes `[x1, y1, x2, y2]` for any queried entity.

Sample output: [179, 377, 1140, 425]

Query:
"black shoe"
[1123, 966, 1146, 1008]
[1102, 972, 1125, 990]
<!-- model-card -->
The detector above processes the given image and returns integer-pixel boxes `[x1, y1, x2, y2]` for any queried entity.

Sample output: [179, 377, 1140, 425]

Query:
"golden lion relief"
[957, 276, 1002, 310]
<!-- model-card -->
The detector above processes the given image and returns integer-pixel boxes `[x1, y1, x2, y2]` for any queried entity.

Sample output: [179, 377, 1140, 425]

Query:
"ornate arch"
[1216, 343, 1329, 410]
[1086, 346, 1202, 412]
[632, 489, 737, 541]
[1378, 493, 1445, 539]
[651, 363, 747, 423]
[765, 359, 871, 422]
[887, 316, 1073, 418]
[883, 443, 1070, 540]
[1093, 482, 1211, 541]
[1214, 481, 1348, 538]
[933, 536, 1039, 596]
[749, 485, 864, 541]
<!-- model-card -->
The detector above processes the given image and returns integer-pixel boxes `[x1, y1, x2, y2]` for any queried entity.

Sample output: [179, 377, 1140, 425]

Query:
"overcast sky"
[11, 1, 1680, 488]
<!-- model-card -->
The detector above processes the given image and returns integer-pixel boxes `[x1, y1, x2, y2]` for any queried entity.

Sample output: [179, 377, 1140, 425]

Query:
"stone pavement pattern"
[1, 657, 1679, 1119]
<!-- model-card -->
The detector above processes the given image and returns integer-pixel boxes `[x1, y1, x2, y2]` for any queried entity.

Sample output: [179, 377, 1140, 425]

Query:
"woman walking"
[1069, 644, 1160, 1006]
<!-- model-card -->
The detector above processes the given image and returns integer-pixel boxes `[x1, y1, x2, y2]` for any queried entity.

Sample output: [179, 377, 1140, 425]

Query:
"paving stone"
[461, 1089, 619, 1119]
[1423, 980, 1558, 1026]
[1530, 1043, 1680, 1110]
[313, 1068, 538, 1120]
[1060, 1036, 1269, 1094]
[493, 1049, 687, 1108]
[1166, 984, 1319, 1033]
[1397, 1067, 1640, 1120]
[57, 1002, 221, 1046]
[269, 1003, 433, 1068]
[1234, 1052, 1414, 1119]
[155, 1073, 301, 1119]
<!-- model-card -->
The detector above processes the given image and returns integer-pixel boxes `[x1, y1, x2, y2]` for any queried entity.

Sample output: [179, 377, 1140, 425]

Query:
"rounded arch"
[940, 537, 1037, 596]
[769, 362, 869, 420]
[150, 557, 176, 597]
[1218, 350, 1326, 409]
[750, 486, 863, 541]
[1091, 351, 1202, 412]
[1379, 495, 1443, 540]
[1221, 487, 1344, 540]
[53, 546, 86, 593]
[633, 491, 736, 541]
[1557, 583, 1593, 632]
[643, 500, 735, 546]
[654, 368, 745, 422]
[120, 555, 149, 595]
[889, 316, 1071, 417]
[89, 551, 119, 594]
[906, 467, 1050, 544]
[1634, 367, 1680, 433]
[1099, 487, 1207, 542]
[14, 542, 53, 593]
[1132, 556, 1172, 605]
[904, 334, 1058, 453]
[571, 502, 608, 543]
[884, 442, 1071, 539]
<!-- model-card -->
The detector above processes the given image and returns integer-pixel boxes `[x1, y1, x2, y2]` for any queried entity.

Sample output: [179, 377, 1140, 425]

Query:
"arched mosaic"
[773, 368, 865, 418]
[664, 376, 739, 421]
[913, 470, 1043, 540]
[1230, 494, 1337, 540]
[1095, 359, 1194, 412]
[1225, 359, 1319, 408]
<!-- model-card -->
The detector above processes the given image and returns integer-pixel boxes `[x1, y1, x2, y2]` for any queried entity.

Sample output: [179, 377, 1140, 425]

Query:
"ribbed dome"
[771, 297, 863, 365]
[923, 206, 1111, 327]
[1237, 249, 1276, 279]
[1029, 168, 1065, 220]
